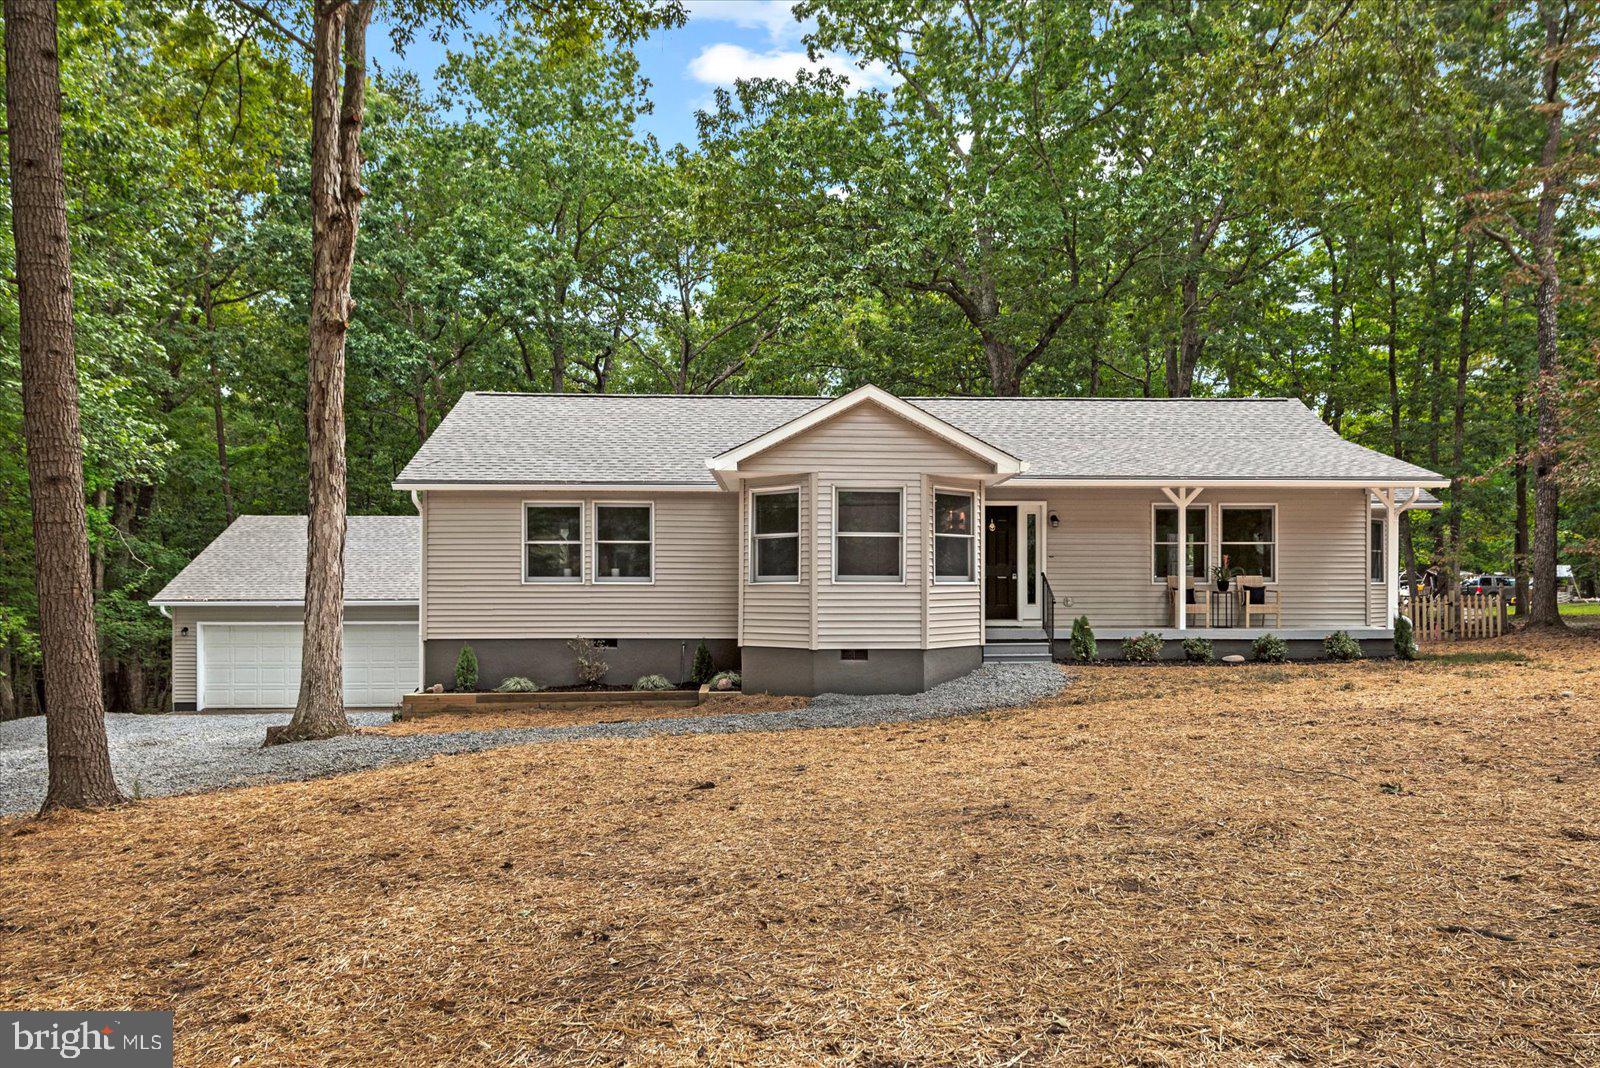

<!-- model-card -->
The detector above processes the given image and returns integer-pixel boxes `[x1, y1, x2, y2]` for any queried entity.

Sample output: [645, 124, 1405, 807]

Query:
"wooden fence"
[1405, 592, 1507, 642]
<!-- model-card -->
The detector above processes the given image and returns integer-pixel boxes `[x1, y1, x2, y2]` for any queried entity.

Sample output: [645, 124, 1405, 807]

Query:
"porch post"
[1375, 486, 1422, 629]
[1162, 486, 1202, 631]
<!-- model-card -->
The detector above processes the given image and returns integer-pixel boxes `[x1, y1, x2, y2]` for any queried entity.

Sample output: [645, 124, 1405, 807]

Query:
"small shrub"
[496, 676, 543, 693]
[691, 638, 715, 684]
[1121, 631, 1163, 662]
[453, 645, 478, 692]
[708, 670, 742, 691]
[1182, 636, 1214, 663]
[1393, 615, 1419, 660]
[1069, 615, 1097, 662]
[568, 637, 609, 687]
[1324, 630, 1364, 661]
[633, 674, 672, 691]
[1252, 633, 1288, 663]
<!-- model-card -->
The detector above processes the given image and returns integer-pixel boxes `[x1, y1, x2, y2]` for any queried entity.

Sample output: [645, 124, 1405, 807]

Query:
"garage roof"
[151, 515, 419, 605]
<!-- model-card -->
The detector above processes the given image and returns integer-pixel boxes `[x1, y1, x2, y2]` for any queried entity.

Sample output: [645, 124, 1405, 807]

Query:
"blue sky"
[368, 1, 890, 149]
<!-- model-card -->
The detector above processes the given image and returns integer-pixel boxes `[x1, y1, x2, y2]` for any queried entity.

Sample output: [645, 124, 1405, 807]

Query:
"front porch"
[986, 623, 1395, 661]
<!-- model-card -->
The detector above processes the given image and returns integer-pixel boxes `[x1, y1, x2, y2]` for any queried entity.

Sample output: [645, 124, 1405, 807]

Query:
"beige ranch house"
[155, 385, 1446, 707]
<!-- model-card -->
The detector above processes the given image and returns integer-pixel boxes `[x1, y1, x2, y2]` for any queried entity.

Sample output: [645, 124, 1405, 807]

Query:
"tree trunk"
[1167, 272, 1203, 398]
[1526, 3, 1567, 628]
[1514, 386, 1530, 617]
[1447, 237, 1476, 560]
[4, 0, 123, 809]
[273, 0, 373, 744]
[984, 336, 1022, 396]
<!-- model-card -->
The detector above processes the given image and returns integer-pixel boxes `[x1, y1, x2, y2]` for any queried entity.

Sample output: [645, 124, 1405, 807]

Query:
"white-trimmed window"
[834, 488, 903, 581]
[1221, 505, 1276, 581]
[1370, 518, 1385, 583]
[1153, 505, 1208, 581]
[524, 503, 583, 582]
[933, 490, 975, 583]
[751, 488, 800, 583]
[594, 503, 653, 583]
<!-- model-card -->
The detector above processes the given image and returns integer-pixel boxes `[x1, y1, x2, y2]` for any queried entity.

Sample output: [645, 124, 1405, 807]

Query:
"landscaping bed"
[399, 687, 702, 719]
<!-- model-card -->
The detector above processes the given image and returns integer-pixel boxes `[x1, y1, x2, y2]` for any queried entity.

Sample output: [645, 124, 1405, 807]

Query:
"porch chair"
[1167, 576, 1210, 628]
[1236, 575, 1283, 628]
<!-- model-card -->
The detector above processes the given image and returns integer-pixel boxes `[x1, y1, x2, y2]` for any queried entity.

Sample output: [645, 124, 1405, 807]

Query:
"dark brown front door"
[986, 506, 1018, 620]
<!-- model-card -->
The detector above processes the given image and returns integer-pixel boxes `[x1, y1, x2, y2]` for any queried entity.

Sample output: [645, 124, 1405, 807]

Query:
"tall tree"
[1471, 0, 1598, 627]
[4, 0, 123, 809]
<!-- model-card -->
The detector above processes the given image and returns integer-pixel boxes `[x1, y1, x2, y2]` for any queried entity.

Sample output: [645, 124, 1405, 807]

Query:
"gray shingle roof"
[151, 515, 419, 604]
[394, 392, 1443, 488]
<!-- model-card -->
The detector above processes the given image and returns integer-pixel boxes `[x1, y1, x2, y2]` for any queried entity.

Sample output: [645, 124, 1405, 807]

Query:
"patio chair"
[1236, 575, 1283, 628]
[1167, 576, 1210, 628]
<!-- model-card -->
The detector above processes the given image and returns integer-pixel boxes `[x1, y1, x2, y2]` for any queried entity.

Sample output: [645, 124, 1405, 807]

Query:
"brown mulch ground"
[371, 693, 808, 735]
[3, 629, 1597, 1066]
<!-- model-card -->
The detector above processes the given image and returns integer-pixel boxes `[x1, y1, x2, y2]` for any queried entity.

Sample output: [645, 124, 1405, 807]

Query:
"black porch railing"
[1041, 572, 1055, 648]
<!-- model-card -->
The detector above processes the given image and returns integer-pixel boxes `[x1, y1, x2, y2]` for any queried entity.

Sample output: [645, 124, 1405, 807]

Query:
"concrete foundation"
[424, 637, 739, 690]
[743, 645, 982, 696]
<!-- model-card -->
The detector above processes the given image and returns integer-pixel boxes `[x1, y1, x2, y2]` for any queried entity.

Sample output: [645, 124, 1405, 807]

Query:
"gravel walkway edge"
[0, 663, 1067, 816]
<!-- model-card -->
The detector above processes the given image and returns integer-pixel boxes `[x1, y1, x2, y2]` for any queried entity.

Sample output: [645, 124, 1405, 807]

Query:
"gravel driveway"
[0, 664, 1066, 815]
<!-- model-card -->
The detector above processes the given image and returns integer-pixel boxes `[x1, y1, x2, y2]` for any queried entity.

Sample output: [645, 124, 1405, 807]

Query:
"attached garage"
[153, 515, 420, 711]
[198, 621, 419, 710]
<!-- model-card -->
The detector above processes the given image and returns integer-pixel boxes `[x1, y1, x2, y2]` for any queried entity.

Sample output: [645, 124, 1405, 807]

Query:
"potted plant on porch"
[1210, 556, 1242, 592]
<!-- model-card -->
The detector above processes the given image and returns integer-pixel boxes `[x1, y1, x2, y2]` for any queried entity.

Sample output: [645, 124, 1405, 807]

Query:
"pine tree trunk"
[1526, 3, 1566, 629]
[272, 0, 373, 744]
[4, 0, 123, 809]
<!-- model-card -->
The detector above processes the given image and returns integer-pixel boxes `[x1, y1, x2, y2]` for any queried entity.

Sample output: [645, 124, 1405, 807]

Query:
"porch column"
[1161, 486, 1204, 631]
[1373, 486, 1423, 628]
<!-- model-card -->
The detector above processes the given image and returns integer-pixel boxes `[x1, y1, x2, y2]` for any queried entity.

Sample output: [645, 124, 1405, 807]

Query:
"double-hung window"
[933, 490, 975, 583]
[1153, 505, 1208, 581]
[834, 488, 903, 581]
[1221, 506, 1276, 581]
[595, 503, 653, 582]
[1370, 518, 1385, 583]
[525, 504, 583, 582]
[752, 488, 800, 582]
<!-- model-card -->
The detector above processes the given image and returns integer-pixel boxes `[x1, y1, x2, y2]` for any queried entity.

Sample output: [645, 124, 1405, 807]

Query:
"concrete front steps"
[982, 640, 1053, 665]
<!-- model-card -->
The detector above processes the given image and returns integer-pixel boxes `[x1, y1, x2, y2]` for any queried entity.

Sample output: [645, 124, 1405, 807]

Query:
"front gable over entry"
[707, 385, 1026, 489]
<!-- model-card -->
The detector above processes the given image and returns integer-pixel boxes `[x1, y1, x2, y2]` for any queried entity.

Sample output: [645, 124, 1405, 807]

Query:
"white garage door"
[200, 623, 418, 709]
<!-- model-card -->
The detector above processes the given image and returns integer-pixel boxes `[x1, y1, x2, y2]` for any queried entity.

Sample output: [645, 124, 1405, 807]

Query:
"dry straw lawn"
[3, 630, 1598, 1066]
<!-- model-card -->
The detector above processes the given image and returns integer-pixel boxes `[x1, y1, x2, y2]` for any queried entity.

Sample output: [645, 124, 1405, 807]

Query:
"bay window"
[752, 488, 800, 582]
[834, 488, 902, 581]
[933, 490, 975, 582]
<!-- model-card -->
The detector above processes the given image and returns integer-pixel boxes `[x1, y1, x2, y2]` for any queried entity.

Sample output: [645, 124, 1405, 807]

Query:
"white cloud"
[682, 1, 808, 45]
[687, 42, 893, 92]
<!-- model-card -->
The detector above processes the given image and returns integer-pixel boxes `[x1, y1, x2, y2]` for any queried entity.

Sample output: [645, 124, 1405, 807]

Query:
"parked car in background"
[1461, 573, 1516, 596]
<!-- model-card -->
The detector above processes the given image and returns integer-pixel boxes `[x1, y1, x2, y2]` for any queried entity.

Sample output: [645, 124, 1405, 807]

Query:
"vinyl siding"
[168, 603, 416, 705]
[987, 486, 1372, 630]
[741, 476, 813, 648]
[423, 490, 738, 640]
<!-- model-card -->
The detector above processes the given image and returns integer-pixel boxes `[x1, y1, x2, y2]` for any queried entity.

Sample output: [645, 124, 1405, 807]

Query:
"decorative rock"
[427, 683, 444, 694]
[1221, 654, 1246, 665]
[715, 678, 734, 691]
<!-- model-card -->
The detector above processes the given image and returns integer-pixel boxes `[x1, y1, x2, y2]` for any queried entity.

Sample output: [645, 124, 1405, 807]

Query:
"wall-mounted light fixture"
[180, 626, 190, 636]
[1048, 512, 1060, 529]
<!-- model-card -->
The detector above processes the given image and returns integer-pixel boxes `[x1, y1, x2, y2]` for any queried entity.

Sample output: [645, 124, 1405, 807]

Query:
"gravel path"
[0, 664, 1066, 815]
